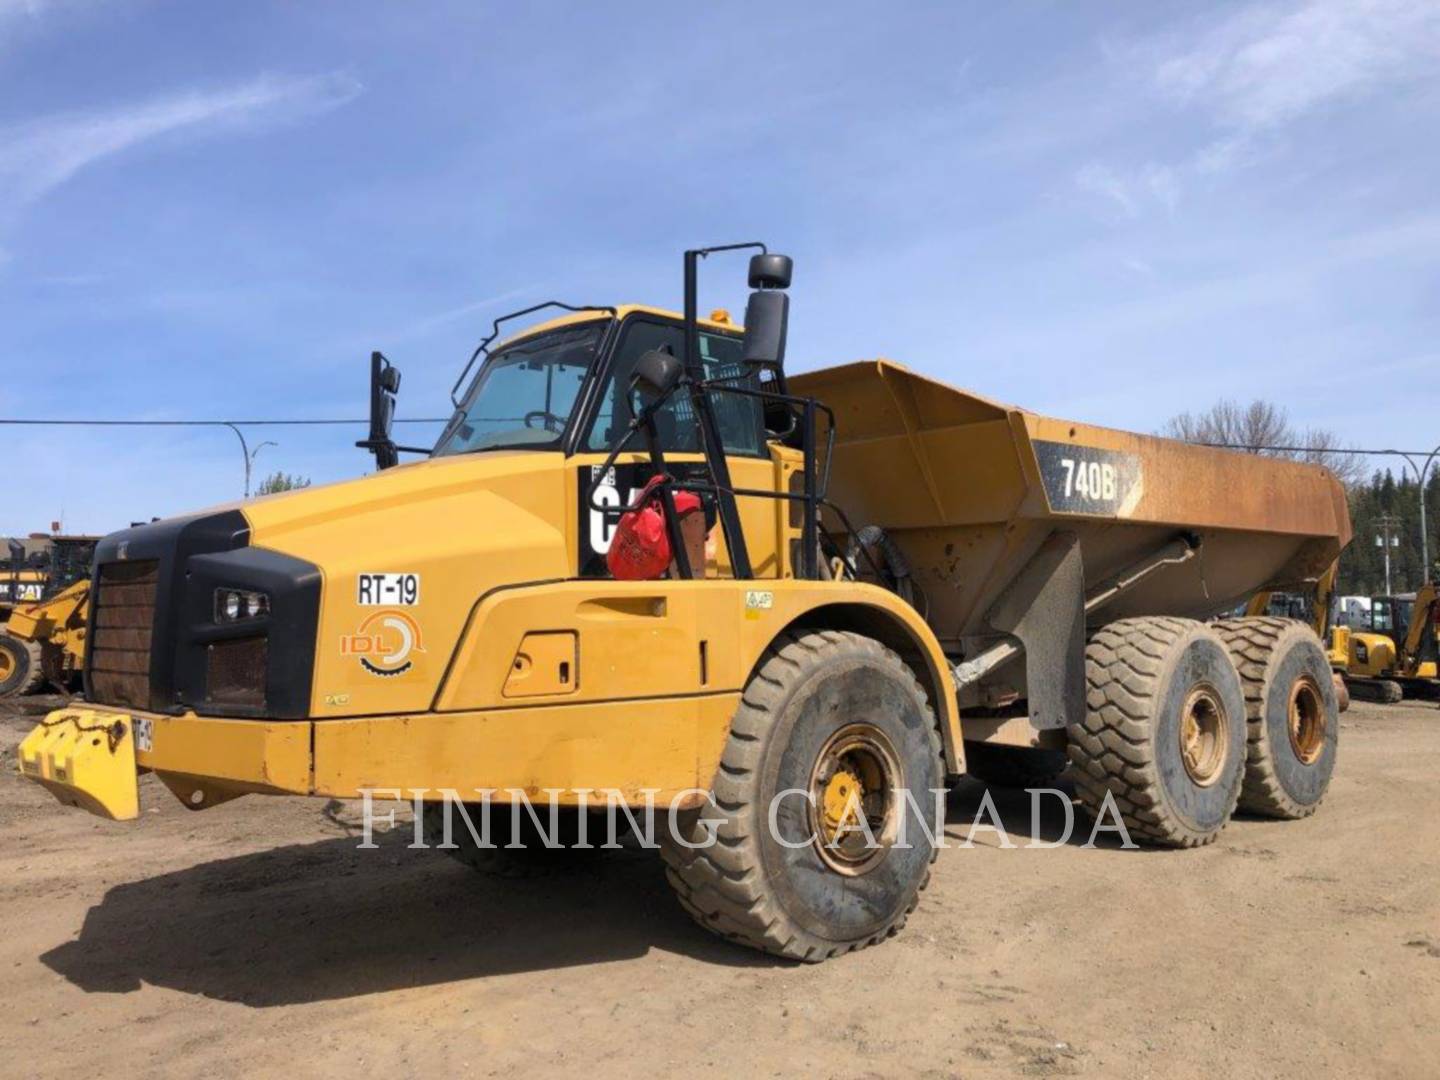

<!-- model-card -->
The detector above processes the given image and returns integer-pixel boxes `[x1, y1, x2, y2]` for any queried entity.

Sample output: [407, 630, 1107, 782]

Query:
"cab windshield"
[433, 322, 605, 455]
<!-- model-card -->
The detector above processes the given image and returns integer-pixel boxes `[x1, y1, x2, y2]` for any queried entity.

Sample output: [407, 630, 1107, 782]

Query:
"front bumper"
[16, 694, 739, 821]
[17, 707, 311, 821]
[18, 709, 141, 820]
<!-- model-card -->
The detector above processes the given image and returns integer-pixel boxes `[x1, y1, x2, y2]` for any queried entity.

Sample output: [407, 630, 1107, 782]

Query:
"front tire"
[1068, 617, 1246, 848]
[0, 631, 44, 698]
[662, 630, 943, 961]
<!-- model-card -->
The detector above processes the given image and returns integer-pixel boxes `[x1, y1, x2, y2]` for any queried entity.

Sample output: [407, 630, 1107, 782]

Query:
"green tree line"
[1338, 470, 1440, 596]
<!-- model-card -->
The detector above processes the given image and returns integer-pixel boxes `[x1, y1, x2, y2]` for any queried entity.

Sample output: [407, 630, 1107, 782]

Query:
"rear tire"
[661, 630, 944, 961]
[1212, 617, 1338, 820]
[0, 631, 44, 698]
[1068, 617, 1246, 848]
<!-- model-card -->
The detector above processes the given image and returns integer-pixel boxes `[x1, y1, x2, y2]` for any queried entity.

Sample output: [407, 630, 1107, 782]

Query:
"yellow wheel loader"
[2, 580, 89, 696]
[1, 535, 96, 697]
[18, 246, 1351, 960]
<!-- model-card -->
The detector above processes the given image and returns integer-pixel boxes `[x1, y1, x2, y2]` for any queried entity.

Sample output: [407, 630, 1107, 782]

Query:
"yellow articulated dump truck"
[19, 245, 1350, 961]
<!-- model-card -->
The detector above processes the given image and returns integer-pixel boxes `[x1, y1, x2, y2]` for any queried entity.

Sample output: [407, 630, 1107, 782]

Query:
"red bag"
[607, 475, 702, 581]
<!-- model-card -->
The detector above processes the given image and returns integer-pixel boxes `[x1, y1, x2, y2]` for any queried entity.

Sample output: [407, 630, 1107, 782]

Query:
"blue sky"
[2, 0, 1438, 534]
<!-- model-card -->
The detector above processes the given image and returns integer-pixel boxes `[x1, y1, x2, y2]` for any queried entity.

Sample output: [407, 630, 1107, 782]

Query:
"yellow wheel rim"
[1288, 676, 1326, 765]
[808, 723, 903, 876]
[1179, 685, 1228, 787]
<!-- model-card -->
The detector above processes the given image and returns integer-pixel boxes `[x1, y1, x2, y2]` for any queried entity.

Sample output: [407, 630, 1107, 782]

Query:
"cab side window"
[585, 319, 765, 455]
[1371, 601, 1392, 632]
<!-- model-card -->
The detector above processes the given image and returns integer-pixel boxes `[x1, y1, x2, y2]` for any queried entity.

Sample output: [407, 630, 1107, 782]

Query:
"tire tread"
[1067, 616, 1242, 848]
[661, 629, 943, 962]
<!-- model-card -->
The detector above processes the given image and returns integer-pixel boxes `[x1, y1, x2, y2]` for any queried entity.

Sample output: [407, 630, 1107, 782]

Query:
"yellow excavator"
[1249, 570, 1439, 703]
[1336, 584, 1439, 702]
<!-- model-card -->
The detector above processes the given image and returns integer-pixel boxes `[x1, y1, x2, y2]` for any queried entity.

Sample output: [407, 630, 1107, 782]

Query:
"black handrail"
[583, 378, 850, 584]
[449, 301, 617, 407]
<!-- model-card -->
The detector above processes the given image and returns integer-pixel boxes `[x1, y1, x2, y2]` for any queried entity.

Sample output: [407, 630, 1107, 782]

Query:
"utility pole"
[1375, 513, 1401, 595]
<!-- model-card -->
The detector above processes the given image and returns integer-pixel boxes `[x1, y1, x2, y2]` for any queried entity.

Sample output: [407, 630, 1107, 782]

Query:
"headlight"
[215, 587, 270, 622]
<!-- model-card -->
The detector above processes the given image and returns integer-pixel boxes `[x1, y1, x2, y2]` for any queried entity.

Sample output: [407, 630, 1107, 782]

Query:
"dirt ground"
[1, 696, 1437, 1079]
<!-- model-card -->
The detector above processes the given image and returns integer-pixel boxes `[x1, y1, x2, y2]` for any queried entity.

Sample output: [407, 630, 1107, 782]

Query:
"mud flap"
[986, 532, 1086, 730]
[16, 709, 141, 820]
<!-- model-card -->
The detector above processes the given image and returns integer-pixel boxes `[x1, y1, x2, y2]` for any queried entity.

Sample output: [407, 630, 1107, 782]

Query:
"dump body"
[791, 360, 1351, 654]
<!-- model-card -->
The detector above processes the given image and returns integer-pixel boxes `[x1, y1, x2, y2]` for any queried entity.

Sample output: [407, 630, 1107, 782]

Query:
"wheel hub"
[1288, 676, 1326, 765]
[808, 724, 903, 876]
[821, 769, 864, 833]
[1179, 684, 1228, 787]
[0, 647, 13, 682]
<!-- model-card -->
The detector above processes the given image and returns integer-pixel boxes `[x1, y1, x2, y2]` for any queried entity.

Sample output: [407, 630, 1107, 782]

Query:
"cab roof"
[492, 303, 741, 351]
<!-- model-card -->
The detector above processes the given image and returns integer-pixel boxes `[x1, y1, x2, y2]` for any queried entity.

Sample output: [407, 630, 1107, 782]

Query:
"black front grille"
[90, 560, 159, 709]
[206, 636, 267, 706]
[83, 509, 318, 718]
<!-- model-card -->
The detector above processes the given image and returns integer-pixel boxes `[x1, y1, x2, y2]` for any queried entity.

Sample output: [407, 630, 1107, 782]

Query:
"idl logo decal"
[342, 609, 425, 677]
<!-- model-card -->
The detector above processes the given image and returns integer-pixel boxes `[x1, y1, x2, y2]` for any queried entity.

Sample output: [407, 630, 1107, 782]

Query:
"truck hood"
[241, 450, 573, 718]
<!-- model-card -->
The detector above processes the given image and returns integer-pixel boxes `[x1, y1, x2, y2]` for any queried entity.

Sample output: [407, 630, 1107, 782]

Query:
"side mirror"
[357, 351, 401, 470]
[742, 289, 789, 368]
[748, 253, 793, 289]
[743, 251, 792, 369]
[631, 348, 684, 402]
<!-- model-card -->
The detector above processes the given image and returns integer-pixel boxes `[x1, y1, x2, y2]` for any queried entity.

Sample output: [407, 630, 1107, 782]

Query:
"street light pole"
[1396, 442, 1440, 587]
[244, 440, 278, 499]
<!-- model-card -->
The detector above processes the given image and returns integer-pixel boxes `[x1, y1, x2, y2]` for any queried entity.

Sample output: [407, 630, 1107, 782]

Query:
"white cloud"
[391, 287, 538, 342]
[0, 0, 48, 20]
[0, 72, 362, 214]
[1074, 161, 1179, 218]
[1081, 1, 1440, 212]
[1155, 0, 1440, 132]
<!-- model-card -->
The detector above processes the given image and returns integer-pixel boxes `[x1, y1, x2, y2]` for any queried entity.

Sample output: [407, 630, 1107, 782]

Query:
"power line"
[0, 422, 1425, 455]
[0, 417, 446, 426]
[0, 416, 447, 502]
[1201, 442, 1435, 457]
